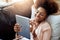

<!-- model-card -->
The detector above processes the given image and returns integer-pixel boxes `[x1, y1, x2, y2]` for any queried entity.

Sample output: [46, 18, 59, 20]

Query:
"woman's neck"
[34, 20, 41, 25]
[34, 20, 45, 25]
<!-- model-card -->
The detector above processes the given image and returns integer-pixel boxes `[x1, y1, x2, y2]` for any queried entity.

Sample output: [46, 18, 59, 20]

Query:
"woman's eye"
[40, 12, 44, 16]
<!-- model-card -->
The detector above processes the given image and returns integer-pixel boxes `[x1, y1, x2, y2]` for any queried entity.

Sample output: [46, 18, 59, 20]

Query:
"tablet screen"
[16, 15, 30, 39]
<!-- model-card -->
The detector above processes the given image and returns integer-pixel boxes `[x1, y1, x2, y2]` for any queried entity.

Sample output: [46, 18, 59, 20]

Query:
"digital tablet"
[16, 15, 30, 39]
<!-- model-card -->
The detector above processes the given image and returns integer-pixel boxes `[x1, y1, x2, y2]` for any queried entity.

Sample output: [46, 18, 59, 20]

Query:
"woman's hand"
[14, 23, 22, 39]
[29, 19, 36, 32]
[29, 19, 37, 38]
[14, 23, 21, 32]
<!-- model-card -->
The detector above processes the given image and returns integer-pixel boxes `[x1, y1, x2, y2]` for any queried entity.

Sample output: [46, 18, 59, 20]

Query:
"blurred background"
[0, 0, 60, 18]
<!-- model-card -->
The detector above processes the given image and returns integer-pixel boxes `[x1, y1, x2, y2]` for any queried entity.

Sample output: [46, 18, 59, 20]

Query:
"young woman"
[30, 7, 51, 40]
[31, 0, 59, 40]
[31, 0, 58, 18]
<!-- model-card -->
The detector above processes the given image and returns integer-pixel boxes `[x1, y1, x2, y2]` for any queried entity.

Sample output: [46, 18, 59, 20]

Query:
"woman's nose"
[36, 13, 40, 17]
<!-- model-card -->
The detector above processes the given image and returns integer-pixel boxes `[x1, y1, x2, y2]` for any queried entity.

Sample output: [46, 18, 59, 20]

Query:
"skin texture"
[14, 23, 21, 32]
[34, 7, 47, 22]
[14, 23, 21, 39]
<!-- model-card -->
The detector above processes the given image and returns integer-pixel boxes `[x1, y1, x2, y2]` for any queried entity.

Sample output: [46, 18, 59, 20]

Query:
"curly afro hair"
[41, 0, 58, 16]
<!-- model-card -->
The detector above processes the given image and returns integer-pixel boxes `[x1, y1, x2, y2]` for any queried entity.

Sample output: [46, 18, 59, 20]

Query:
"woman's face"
[35, 7, 47, 22]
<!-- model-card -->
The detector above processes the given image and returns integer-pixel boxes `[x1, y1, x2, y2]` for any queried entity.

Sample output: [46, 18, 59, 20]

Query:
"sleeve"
[42, 22, 51, 40]
[42, 22, 51, 32]
[42, 28, 51, 40]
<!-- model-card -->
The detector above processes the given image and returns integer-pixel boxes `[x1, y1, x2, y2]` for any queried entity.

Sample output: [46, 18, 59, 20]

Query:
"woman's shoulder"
[40, 21, 50, 26]
[40, 21, 51, 31]
[43, 21, 50, 26]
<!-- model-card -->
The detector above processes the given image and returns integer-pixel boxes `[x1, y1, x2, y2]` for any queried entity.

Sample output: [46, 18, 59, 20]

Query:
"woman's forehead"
[37, 7, 46, 12]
